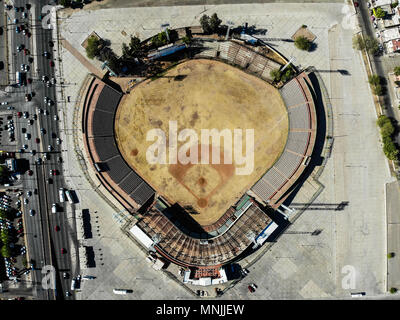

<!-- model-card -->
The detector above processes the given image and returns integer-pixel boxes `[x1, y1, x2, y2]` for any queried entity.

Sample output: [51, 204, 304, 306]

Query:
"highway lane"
[5, 0, 77, 299]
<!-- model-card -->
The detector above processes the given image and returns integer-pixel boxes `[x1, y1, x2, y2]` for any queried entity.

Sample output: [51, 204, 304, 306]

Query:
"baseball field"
[115, 59, 288, 226]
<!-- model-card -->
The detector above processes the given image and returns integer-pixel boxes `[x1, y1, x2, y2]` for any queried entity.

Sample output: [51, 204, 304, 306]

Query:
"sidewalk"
[386, 181, 400, 291]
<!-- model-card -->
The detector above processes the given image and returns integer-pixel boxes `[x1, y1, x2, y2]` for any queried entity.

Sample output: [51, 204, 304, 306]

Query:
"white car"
[54, 115, 58, 121]
[1, 101, 8, 105]
[56, 138, 61, 145]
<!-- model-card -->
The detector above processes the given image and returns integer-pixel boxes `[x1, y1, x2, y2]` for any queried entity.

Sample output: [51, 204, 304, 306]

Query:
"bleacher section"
[136, 199, 273, 267]
[197, 40, 282, 82]
[83, 77, 155, 207]
[251, 74, 317, 206]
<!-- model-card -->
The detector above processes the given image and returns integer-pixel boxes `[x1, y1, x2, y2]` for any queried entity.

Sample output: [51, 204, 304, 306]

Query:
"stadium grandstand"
[82, 39, 317, 283]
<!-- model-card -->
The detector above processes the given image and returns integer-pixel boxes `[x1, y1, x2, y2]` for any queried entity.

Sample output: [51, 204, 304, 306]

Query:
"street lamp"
[225, 21, 234, 40]
[161, 23, 170, 42]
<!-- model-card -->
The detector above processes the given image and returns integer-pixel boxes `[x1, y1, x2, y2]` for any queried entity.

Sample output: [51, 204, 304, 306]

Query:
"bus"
[65, 190, 75, 204]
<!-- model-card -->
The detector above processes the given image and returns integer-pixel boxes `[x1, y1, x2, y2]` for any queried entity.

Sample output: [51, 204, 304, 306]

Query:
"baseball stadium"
[81, 34, 317, 285]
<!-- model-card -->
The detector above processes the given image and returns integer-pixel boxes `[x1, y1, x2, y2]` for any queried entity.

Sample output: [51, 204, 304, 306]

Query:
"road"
[357, 0, 400, 144]
[4, 0, 79, 300]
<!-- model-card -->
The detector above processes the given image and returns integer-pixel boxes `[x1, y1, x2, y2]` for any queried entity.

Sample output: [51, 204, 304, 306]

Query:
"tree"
[270, 69, 281, 82]
[1, 245, 11, 258]
[209, 13, 222, 33]
[390, 287, 398, 294]
[364, 36, 379, 55]
[375, 7, 386, 19]
[181, 35, 192, 45]
[151, 30, 169, 47]
[60, 0, 72, 7]
[394, 66, 400, 76]
[381, 122, 395, 137]
[200, 14, 212, 34]
[129, 36, 142, 55]
[294, 36, 311, 51]
[368, 74, 381, 86]
[86, 36, 102, 59]
[377, 115, 391, 128]
[352, 34, 365, 51]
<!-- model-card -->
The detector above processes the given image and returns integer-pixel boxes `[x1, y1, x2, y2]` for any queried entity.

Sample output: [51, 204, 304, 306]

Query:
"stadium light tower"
[281, 56, 296, 72]
[161, 23, 170, 42]
[225, 20, 235, 40]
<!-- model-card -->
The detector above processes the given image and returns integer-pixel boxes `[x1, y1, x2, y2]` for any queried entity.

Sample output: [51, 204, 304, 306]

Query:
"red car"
[27, 170, 33, 176]
[49, 60, 54, 67]
[23, 48, 28, 55]
[50, 169, 58, 176]
[27, 78, 32, 84]
[61, 248, 66, 254]
[55, 226, 60, 232]
[35, 138, 40, 143]
[17, 112, 22, 118]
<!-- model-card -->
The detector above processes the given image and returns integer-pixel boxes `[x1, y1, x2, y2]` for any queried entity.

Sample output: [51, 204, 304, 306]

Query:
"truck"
[113, 289, 129, 295]
[59, 188, 65, 202]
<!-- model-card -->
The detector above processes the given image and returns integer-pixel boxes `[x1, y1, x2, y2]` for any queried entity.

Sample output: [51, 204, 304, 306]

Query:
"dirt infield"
[115, 59, 288, 226]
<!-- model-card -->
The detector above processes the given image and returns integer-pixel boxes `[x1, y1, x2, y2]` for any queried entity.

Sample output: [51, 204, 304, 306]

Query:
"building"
[386, 38, 400, 53]
[382, 27, 400, 42]
[383, 6, 400, 28]
[373, 0, 393, 9]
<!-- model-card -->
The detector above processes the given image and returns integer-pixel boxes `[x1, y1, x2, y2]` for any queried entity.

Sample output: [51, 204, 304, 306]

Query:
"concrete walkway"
[60, 38, 105, 79]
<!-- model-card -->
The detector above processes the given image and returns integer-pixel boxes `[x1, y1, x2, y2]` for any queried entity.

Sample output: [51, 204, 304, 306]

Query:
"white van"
[113, 289, 128, 295]
[59, 188, 65, 202]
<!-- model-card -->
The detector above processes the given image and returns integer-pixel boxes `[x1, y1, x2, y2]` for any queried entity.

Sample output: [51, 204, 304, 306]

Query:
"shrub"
[352, 35, 365, 51]
[395, 66, 400, 76]
[294, 36, 312, 51]
[390, 287, 398, 294]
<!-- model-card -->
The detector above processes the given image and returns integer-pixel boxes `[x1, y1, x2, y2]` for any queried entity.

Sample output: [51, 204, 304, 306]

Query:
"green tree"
[86, 36, 102, 59]
[181, 35, 192, 45]
[294, 36, 312, 51]
[394, 66, 400, 76]
[375, 7, 386, 19]
[368, 74, 381, 86]
[352, 34, 365, 51]
[1, 245, 11, 258]
[364, 36, 379, 55]
[129, 36, 142, 55]
[270, 69, 281, 82]
[377, 115, 391, 128]
[200, 14, 212, 34]
[60, 0, 72, 7]
[209, 13, 222, 33]
[381, 122, 395, 137]
[151, 30, 169, 47]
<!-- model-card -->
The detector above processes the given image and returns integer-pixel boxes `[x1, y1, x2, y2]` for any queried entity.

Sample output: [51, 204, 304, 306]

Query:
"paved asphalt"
[4, 0, 78, 300]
